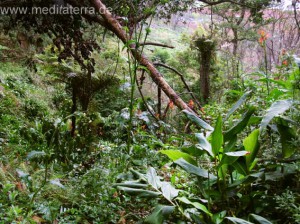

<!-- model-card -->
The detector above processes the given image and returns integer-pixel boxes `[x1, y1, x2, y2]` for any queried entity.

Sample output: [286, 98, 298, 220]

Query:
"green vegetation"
[0, 0, 299, 223]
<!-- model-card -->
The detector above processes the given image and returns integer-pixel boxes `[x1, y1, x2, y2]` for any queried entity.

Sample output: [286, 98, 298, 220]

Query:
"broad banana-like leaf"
[177, 196, 212, 216]
[160, 150, 197, 166]
[174, 158, 216, 179]
[232, 158, 248, 176]
[244, 129, 260, 171]
[260, 99, 293, 132]
[146, 167, 162, 190]
[144, 205, 175, 224]
[113, 181, 148, 188]
[195, 133, 213, 157]
[161, 182, 179, 201]
[226, 217, 254, 224]
[183, 109, 214, 131]
[226, 90, 252, 120]
[224, 106, 255, 142]
[225, 151, 250, 157]
[212, 115, 223, 156]
[117, 186, 161, 198]
[250, 214, 272, 224]
[277, 118, 297, 158]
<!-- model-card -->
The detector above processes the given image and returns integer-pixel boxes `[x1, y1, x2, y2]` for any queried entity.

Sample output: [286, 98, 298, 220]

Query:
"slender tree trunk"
[199, 52, 211, 103]
[71, 84, 77, 137]
[157, 86, 161, 118]
[232, 30, 239, 79]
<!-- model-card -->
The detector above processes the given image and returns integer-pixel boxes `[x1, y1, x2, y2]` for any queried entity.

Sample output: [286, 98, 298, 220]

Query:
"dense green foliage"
[0, 0, 300, 223]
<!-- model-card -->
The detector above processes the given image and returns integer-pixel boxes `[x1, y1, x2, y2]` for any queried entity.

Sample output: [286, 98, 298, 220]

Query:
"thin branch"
[153, 62, 203, 112]
[139, 42, 175, 49]
[292, 0, 300, 32]
[136, 70, 160, 122]
[199, 0, 256, 8]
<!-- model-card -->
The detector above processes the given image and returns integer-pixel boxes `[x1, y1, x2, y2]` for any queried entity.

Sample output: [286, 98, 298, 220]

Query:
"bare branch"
[153, 62, 203, 112]
[292, 0, 300, 32]
[139, 42, 175, 49]
[136, 70, 159, 122]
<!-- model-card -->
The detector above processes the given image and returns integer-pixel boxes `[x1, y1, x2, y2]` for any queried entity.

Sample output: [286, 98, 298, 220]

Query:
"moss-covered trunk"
[195, 37, 216, 104]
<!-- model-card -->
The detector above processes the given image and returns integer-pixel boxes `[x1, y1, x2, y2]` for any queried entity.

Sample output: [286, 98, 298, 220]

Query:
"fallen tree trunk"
[90, 0, 191, 111]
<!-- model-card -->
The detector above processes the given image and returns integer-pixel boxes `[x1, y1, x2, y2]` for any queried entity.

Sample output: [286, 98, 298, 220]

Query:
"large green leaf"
[228, 173, 263, 188]
[224, 107, 256, 142]
[226, 90, 252, 119]
[212, 115, 223, 156]
[146, 167, 162, 190]
[174, 158, 216, 179]
[195, 133, 213, 157]
[144, 205, 175, 224]
[219, 155, 239, 167]
[224, 135, 237, 153]
[177, 196, 212, 216]
[247, 116, 262, 126]
[260, 99, 293, 132]
[160, 150, 197, 166]
[182, 145, 205, 157]
[226, 217, 254, 224]
[244, 129, 260, 171]
[161, 182, 179, 201]
[113, 181, 148, 188]
[117, 186, 161, 198]
[250, 214, 272, 224]
[232, 158, 248, 176]
[183, 109, 214, 131]
[277, 118, 297, 158]
[213, 211, 227, 224]
[225, 151, 250, 157]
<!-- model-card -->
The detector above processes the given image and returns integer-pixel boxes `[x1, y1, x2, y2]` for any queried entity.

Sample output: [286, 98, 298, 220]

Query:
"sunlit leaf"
[160, 150, 197, 166]
[177, 196, 212, 216]
[195, 133, 213, 157]
[146, 167, 162, 190]
[212, 115, 223, 156]
[244, 129, 260, 170]
[225, 151, 250, 157]
[213, 211, 227, 224]
[117, 186, 161, 198]
[260, 99, 293, 132]
[113, 181, 148, 188]
[161, 182, 179, 200]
